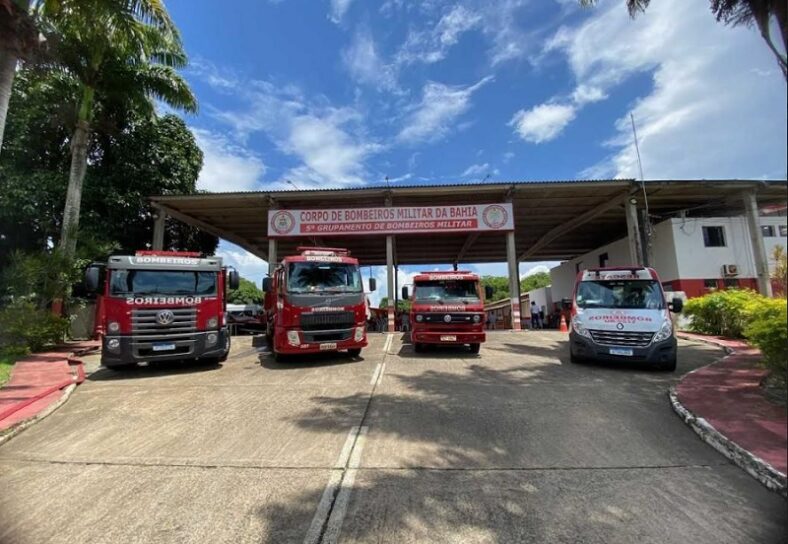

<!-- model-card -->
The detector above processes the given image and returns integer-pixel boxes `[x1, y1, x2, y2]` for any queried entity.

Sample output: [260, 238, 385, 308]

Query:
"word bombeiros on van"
[569, 267, 683, 371]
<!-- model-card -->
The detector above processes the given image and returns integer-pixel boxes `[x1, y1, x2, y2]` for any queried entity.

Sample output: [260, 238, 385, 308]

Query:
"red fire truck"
[263, 247, 375, 360]
[402, 271, 493, 353]
[85, 251, 239, 370]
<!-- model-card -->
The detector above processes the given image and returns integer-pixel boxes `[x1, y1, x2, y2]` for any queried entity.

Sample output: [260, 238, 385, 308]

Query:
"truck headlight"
[473, 314, 481, 323]
[207, 332, 218, 346]
[415, 314, 424, 322]
[106, 338, 120, 351]
[653, 319, 673, 343]
[354, 326, 364, 342]
[287, 330, 300, 346]
[571, 316, 591, 338]
[207, 317, 218, 329]
[108, 321, 120, 333]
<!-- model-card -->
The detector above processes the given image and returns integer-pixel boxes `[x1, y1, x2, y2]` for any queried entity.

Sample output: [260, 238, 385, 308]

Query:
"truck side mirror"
[227, 270, 240, 290]
[401, 286, 409, 300]
[84, 266, 101, 293]
[484, 285, 494, 300]
[670, 297, 683, 313]
[262, 277, 272, 292]
[368, 278, 377, 292]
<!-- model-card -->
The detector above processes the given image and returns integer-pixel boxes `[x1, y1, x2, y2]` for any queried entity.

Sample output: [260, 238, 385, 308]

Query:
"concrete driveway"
[0, 332, 785, 543]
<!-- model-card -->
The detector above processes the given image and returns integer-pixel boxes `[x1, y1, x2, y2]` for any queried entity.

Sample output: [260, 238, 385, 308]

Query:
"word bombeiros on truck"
[262, 247, 375, 360]
[85, 251, 239, 370]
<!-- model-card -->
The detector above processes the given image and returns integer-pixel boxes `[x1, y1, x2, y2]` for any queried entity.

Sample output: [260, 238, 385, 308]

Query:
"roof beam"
[455, 232, 480, 264]
[518, 191, 631, 261]
[154, 203, 267, 261]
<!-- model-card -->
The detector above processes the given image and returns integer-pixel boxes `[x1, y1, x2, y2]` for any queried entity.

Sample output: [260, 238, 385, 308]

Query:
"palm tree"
[580, 0, 788, 79]
[38, 0, 197, 255]
[0, 0, 37, 155]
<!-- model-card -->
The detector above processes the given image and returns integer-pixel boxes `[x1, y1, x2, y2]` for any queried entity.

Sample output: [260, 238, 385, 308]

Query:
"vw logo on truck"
[156, 310, 175, 325]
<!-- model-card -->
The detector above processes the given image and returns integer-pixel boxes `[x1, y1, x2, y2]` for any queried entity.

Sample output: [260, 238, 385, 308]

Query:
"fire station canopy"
[150, 179, 788, 266]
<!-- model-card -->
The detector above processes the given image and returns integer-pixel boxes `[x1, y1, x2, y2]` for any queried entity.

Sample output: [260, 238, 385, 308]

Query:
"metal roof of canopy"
[150, 179, 788, 266]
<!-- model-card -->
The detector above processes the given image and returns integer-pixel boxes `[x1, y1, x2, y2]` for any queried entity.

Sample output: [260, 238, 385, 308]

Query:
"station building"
[149, 178, 788, 332]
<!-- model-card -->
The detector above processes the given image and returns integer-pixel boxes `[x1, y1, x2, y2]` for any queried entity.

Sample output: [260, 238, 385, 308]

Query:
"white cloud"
[571, 84, 607, 105]
[191, 129, 266, 192]
[329, 0, 354, 23]
[522, 264, 551, 277]
[461, 162, 498, 178]
[342, 28, 399, 91]
[510, 103, 577, 144]
[396, 5, 482, 65]
[398, 76, 493, 143]
[215, 241, 268, 285]
[194, 61, 381, 189]
[542, 0, 787, 178]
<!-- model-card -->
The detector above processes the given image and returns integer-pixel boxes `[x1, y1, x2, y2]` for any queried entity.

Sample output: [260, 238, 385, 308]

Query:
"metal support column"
[743, 191, 773, 297]
[268, 239, 277, 276]
[386, 235, 395, 332]
[506, 230, 521, 330]
[152, 208, 166, 250]
[625, 198, 644, 266]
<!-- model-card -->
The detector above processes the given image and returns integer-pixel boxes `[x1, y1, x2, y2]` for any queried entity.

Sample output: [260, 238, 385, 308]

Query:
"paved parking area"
[0, 332, 785, 543]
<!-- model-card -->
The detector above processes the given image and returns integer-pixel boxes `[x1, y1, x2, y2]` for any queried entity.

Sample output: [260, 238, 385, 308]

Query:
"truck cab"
[85, 251, 239, 370]
[262, 247, 375, 360]
[403, 271, 493, 354]
[569, 267, 683, 371]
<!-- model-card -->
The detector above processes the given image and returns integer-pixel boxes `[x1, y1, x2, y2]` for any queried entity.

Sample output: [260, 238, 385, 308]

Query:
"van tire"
[469, 343, 481, 354]
[105, 363, 136, 371]
[659, 357, 677, 372]
[569, 351, 583, 365]
[348, 348, 361, 357]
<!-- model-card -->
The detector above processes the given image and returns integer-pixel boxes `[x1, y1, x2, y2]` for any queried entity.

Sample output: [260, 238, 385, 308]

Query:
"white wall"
[549, 215, 787, 300]
[524, 286, 552, 313]
[669, 216, 786, 279]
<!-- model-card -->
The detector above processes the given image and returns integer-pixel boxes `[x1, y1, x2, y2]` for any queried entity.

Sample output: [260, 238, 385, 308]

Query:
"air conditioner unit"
[722, 264, 739, 277]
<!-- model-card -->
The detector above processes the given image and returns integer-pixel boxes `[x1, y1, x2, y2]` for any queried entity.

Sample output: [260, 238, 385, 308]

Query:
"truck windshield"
[414, 280, 480, 303]
[287, 262, 362, 293]
[576, 280, 665, 310]
[110, 270, 217, 296]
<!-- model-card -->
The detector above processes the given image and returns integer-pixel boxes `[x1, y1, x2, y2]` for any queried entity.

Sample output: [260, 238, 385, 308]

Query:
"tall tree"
[37, 0, 197, 256]
[580, 1, 788, 79]
[0, 0, 37, 154]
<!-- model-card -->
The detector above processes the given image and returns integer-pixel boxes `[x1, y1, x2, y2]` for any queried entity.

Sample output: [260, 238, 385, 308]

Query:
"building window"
[780, 225, 787, 237]
[723, 278, 739, 289]
[704, 279, 718, 290]
[598, 253, 609, 268]
[702, 226, 726, 247]
[761, 225, 775, 237]
[662, 282, 673, 292]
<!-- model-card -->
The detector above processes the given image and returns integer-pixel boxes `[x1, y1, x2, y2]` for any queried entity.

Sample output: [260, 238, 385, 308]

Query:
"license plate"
[319, 343, 337, 351]
[152, 343, 176, 352]
[440, 335, 457, 342]
[609, 348, 634, 357]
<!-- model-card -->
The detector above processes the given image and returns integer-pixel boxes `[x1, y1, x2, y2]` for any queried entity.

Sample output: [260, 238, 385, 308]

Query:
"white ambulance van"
[569, 267, 683, 371]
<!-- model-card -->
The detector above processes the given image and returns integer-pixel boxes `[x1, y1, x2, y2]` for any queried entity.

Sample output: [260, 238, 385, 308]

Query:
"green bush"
[744, 298, 788, 385]
[0, 300, 70, 352]
[683, 288, 757, 338]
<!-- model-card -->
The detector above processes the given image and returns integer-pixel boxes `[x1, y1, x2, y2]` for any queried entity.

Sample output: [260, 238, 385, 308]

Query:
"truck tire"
[659, 356, 677, 372]
[469, 343, 481, 354]
[414, 343, 425, 353]
[347, 348, 362, 357]
[219, 334, 231, 362]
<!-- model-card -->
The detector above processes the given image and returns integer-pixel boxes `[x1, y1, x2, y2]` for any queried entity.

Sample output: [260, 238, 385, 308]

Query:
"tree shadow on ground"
[252, 338, 776, 543]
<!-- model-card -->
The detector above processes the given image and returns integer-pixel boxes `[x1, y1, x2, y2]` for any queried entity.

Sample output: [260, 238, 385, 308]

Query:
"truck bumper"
[274, 327, 368, 355]
[411, 330, 486, 345]
[101, 329, 229, 367]
[569, 331, 677, 366]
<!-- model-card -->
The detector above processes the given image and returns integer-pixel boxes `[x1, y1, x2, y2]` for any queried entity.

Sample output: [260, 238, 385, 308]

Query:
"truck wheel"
[219, 334, 231, 362]
[414, 343, 424, 353]
[659, 357, 677, 372]
[469, 343, 481, 354]
[347, 348, 362, 357]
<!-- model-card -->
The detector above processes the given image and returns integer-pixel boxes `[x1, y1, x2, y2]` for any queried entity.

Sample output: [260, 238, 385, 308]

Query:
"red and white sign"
[268, 203, 514, 237]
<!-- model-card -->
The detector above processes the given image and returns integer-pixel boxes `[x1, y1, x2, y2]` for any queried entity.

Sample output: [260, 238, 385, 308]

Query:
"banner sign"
[268, 203, 514, 237]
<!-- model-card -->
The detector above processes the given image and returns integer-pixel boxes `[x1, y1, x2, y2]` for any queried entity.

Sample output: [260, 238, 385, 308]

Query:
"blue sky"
[166, 0, 787, 305]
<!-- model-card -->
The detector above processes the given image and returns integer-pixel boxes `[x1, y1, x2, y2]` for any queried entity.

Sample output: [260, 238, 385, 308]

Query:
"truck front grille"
[419, 313, 478, 324]
[300, 311, 355, 331]
[132, 308, 197, 337]
[589, 329, 654, 348]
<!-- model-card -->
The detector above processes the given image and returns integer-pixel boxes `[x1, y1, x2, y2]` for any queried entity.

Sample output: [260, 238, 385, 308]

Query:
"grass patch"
[0, 349, 28, 388]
